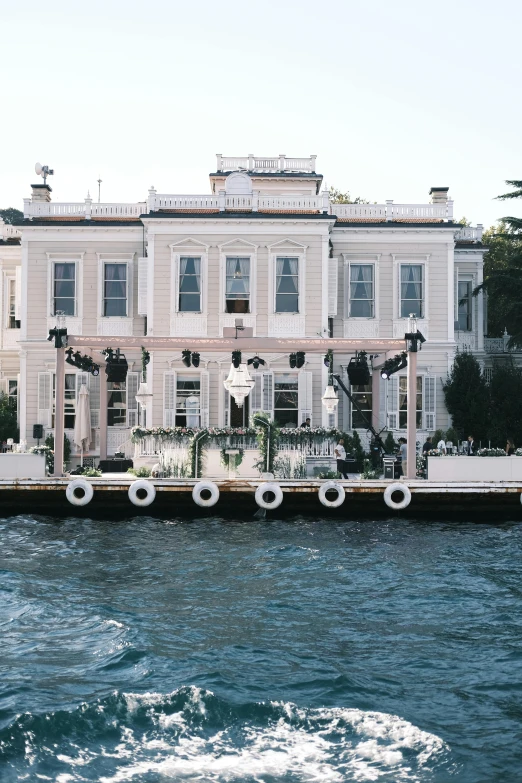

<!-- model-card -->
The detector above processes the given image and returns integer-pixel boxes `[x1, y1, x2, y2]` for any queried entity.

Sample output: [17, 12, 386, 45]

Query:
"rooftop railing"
[216, 154, 317, 173]
[455, 225, 484, 242]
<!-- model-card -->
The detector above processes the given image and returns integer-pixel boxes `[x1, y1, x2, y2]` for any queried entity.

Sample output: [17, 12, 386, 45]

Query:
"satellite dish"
[35, 162, 43, 176]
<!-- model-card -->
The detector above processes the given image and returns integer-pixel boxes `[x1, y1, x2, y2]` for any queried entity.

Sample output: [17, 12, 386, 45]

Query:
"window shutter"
[328, 257, 338, 317]
[298, 370, 313, 425]
[387, 376, 399, 430]
[423, 375, 436, 431]
[0, 378, 8, 395]
[221, 371, 230, 426]
[250, 372, 263, 415]
[163, 371, 176, 427]
[15, 267, 22, 321]
[262, 371, 274, 419]
[126, 371, 139, 428]
[138, 257, 148, 316]
[88, 373, 100, 428]
[38, 372, 52, 428]
[200, 370, 209, 427]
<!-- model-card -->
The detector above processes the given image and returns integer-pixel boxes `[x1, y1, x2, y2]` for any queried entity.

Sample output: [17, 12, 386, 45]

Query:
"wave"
[0, 686, 450, 781]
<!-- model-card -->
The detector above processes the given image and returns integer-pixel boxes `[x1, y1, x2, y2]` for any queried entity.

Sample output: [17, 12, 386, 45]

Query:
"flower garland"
[477, 448, 508, 457]
[131, 426, 257, 444]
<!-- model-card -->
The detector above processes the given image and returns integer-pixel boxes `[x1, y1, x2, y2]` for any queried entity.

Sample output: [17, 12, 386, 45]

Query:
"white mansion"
[0, 153, 490, 461]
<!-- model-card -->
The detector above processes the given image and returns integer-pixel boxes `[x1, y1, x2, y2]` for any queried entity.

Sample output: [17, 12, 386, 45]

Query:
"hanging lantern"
[223, 363, 255, 407]
[321, 384, 339, 414]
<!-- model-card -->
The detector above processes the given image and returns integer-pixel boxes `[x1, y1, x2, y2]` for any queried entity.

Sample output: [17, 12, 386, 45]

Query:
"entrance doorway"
[230, 393, 249, 427]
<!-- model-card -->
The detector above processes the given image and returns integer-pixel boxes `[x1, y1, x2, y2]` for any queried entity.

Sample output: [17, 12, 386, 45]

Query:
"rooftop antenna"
[97, 176, 102, 203]
[35, 162, 54, 185]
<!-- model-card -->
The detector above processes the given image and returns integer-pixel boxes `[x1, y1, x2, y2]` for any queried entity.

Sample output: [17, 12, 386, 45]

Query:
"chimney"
[30, 183, 52, 202]
[429, 187, 449, 204]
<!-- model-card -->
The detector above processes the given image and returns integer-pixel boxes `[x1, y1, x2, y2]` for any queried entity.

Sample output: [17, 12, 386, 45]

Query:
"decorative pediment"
[169, 237, 210, 252]
[267, 238, 308, 252]
[218, 237, 258, 251]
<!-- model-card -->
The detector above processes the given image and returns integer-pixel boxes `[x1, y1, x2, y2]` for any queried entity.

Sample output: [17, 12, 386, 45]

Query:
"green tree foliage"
[487, 365, 522, 448]
[496, 179, 522, 233]
[328, 186, 369, 205]
[443, 352, 489, 442]
[45, 432, 72, 467]
[383, 431, 397, 454]
[0, 392, 18, 443]
[0, 208, 23, 224]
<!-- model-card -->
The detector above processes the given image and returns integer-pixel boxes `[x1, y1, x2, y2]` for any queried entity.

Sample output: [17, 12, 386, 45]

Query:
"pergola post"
[99, 370, 108, 461]
[406, 348, 418, 479]
[53, 347, 65, 477]
[371, 368, 380, 434]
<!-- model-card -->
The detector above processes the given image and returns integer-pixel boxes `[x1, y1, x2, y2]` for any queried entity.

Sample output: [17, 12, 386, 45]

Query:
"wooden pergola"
[54, 335, 418, 479]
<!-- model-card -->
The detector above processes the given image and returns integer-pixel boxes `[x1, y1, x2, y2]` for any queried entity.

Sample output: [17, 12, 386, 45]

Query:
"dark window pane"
[105, 264, 126, 281]
[274, 409, 298, 427]
[105, 280, 127, 298]
[276, 294, 299, 312]
[104, 299, 127, 317]
[276, 276, 299, 294]
[350, 300, 373, 318]
[401, 301, 422, 318]
[179, 293, 201, 312]
[226, 299, 249, 313]
[55, 280, 75, 298]
[54, 298, 75, 316]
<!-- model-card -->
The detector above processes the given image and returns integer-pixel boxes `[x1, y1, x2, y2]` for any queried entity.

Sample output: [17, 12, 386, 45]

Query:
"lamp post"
[404, 315, 426, 480]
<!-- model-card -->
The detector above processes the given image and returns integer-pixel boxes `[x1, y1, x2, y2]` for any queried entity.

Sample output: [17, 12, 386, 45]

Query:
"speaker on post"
[33, 424, 44, 444]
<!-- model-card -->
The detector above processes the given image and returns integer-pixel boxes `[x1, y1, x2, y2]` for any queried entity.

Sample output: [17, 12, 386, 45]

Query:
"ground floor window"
[108, 381, 126, 426]
[350, 383, 372, 429]
[176, 375, 201, 427]
[399, 376, 422, 428]
[7, 379, 17, 413]
[273, 373, 298, 427]
[53, 373, 76, 429]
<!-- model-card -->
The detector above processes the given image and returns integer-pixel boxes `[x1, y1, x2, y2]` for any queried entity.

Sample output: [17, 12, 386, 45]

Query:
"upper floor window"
[104, 263, 127, 317]
[457, 280, 472, 331]
[226, 257, 250, 313]
[179, 257, 201, 312]
[53, 262, 76, 316]
[7, 278, 18, 328]
[275, 257, 299, 313]
[349, 264, 374, 318]
[400, 264, 423, 318]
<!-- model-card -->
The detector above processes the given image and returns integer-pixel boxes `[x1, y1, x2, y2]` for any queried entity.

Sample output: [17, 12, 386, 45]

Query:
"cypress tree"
[443, 352, 489, 442]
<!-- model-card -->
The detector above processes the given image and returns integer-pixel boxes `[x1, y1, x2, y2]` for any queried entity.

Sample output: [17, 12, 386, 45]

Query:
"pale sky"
[1, 0, 520, 228]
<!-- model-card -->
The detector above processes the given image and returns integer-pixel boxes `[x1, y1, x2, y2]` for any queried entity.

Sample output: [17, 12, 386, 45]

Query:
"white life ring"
[318, 481, 345, 508]
[192, 481, 220, 508]
[66, 478, 94, 507]
[383, 482, 412, 510]
[128, 479, 156, 507]
[255, 482, 283, 510]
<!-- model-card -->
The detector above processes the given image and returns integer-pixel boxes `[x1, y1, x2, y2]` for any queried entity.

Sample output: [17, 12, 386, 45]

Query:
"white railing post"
[446, 199, 454, 221]
[385, 200, 393, 221]
[84, 192, 92, 221]
[477, 223, 483, 241]
[252, 190, 259, 212]
[147, 186, 157, 213]
[310, 154, 317, 172]
[23, 198, 32, 219]
[218, 190, 226, 212]
[322, 190, 330, 213]
[248, 153, 254, 171]
[279, 154, 286, 171]
[216, 154, 223, 172]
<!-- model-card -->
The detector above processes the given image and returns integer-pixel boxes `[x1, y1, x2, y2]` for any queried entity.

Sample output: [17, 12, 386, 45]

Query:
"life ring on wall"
[255, 482, 283, 510]
[192, 481, 220, 508]
[318, 481, 345, 508]
[383, 483, 411, 511]
[66, 478, 94, 507]
[128, 479, 156, 507]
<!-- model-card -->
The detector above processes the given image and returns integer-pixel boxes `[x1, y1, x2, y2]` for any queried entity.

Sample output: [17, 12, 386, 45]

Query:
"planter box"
[0, 453, 46, 479]
[427, 455, 522, 482]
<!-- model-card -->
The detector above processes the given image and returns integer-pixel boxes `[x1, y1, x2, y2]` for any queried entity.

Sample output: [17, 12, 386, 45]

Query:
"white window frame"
[46, 254, 84, 320]
[170, 239, 209, 315]
[5, 276, 16, 328]
[268, 240, 307, 316]
[219, 239, 258, 316]
[97, 254, 134, 320]
[273, 371, 300, 427]
[393, 255, 429, 321]
[456, 273, 474, 332]
[344, 258, 379, 320]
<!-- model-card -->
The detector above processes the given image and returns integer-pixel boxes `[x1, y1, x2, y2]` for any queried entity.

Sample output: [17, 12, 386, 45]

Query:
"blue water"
[1, 515, 521, 782]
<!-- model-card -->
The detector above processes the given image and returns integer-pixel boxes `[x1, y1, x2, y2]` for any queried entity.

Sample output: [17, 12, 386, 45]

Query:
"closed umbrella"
[74, 384, 91, 467]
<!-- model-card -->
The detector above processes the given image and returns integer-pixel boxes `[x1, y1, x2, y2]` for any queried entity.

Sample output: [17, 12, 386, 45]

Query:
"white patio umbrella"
[74, 384, 91, 467]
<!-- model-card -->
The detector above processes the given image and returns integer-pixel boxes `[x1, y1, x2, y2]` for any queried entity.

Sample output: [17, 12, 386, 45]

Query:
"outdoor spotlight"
[323, 353, 331, 368]
[182, 349, 192, 367]
[191, 352, 200, 368]
[380, 352, 408, 380]
[289, 353, 297, 369]
[405, 329, 426, 353]
[347, 351, 370, 386]
[91, 365, 100, 376]
[232, 350, 242, 369]
[105, 349, 128, 383]
[65, 348, 75, 366]
[248, 356, 265, 370]
[47, 330, 54, 342]
[73, 351, 83, 367]
[47, 327, 68, 348]
[296, 351, 305, 369]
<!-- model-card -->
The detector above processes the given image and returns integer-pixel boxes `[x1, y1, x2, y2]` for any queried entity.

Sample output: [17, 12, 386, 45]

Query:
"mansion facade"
[0, 154, 488, 458]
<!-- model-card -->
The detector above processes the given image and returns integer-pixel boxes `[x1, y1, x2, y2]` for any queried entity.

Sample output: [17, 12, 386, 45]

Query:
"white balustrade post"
[446, 199, 454, 221]
[279, 154, 286, 171]
[385, 200, 393, 222]
[216, 154, 223, 172]
[147, 186, 157, 213]
[218, 190, 226, 212]
[84, 192, 92, 221]
[248, 153, 254, 171]
[322, 189, 330, 213]
[23, 198, 32, 219]
[252, 191, 259, 212]
[477, 223, 483, 242]
[310, 155, 317, 172]
[406, 348, 418, 479]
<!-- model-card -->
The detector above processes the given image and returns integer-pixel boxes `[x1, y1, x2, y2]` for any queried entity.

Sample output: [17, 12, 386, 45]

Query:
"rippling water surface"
[1, 514, 521, 782]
